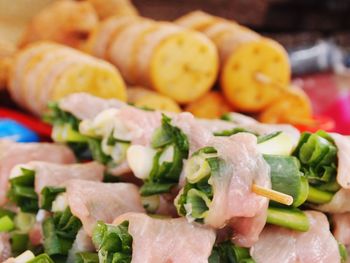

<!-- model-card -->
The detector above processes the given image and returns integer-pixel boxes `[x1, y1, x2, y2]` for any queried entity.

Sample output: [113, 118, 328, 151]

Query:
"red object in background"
[0, 108, 52, 138]
[294, 115, 335, 133]
[294, 72, 350, 135]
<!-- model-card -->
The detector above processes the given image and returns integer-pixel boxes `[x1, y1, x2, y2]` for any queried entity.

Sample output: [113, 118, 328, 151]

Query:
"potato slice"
[51, 60, 126, 105]
[221, 38, 290, 111]
[127, 87, 181, 113]
[148, 29, 218, 103]
[259, 86, 312, 124]
[185, 91, 233, 119]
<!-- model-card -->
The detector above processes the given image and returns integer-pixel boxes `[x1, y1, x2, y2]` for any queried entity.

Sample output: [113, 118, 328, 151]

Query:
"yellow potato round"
[127, 87, 181, 113]
[175, 10, 218, 31]
[221, 38, 290, 112]
[259, 86, 312, 125]
[149, 30, 219, 103]
[185, 91, 233, 119]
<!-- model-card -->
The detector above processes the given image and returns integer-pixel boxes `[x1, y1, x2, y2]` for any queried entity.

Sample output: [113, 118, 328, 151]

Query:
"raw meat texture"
[28, 161, 103, 204]
[67, 229, 95, 263]
[332, 213, 350, 246]
[66, 180, 145, 235]
[204, 133, 270, 247]
[330, 133, 350, 189]
[59, 92, 125, 120]
[0, 233, 11, 262]
[113, 212, 216, 263]
[251, 211, 340, 263]
[0, 140, 75, 205]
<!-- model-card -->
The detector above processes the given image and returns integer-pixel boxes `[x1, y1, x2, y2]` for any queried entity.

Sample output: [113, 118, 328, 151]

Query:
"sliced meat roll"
[112, 212, 216, 263]
[0, 140, 75, 206]
[66, 180, 145, 235]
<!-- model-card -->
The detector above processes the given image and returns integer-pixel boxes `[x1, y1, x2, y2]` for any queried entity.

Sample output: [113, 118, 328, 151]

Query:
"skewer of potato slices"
[8, 42, 126, 116]
[175, 11, 291, 112]
[86, 16, 219, 104]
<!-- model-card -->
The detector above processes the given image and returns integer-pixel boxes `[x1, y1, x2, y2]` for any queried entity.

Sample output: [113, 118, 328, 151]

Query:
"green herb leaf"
[92, 221, 132, 263]
[76, 252, 99, 263]
[41, 187, 66, 211]
[28, 253, 55, 263]
[209, 241, 255, 263]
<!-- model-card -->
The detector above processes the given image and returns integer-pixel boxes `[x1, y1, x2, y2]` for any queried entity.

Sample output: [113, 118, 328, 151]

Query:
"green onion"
[11, 231, 29, 255]
[339, 243, 348, 263]
[92, 221, 132, 263]
[209, 241, 255, 263]
[43, 207, 82, 259]
[14, 212, 36, 233]
[8, 168, 38, 213]
[0, 208, 15, 219]
[52, 124, 88, 143]
[185, 155, 212, 184]
[306, 185, 334, 204]
[175, 147, 219, 222]
[186, 189, 212, 219]
[28, 253, 55, 263]
[263, 155, 308, 207]
[140, 114, 189, 196]
[41, 187, 66, 211]
[214, 128, 255, 137]
[76, 252, 99, 263]
[267, 206, 310, 232]
[0, 216, 15, 232]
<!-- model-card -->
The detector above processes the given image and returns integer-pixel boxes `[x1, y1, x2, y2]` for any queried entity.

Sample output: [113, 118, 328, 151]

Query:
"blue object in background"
[0, 119, 39, 142]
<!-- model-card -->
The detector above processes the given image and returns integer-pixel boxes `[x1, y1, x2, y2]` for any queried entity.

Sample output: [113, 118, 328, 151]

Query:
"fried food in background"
[87, 16, 219, 104]
[185, 91, 233, 119]
[8, 42, 126, 116]
[85, 0, 138, 19]
[127, 87, 181, 113]
[176, 11, 291, 112]
[0, 40, 16, 89]
[259, 86, 312, 125]
[0, 0, 56, 45]
[19, 0, 99, 49]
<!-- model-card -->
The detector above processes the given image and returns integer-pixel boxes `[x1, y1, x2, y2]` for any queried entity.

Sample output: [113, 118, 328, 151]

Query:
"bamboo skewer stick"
[252, 184, 293, 206]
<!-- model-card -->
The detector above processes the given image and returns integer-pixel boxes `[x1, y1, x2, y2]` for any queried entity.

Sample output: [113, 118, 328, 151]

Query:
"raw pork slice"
[332, 213, 350, 246]
[205, 133, 270, 247]
[66, 180, 145, 235]
[0, 140, 75, 205]
[330, 133, 350, 189]
[59, 92, 125, 120]
[0, 233, 11, 262]
[26, 161, 104, 204]
[113, 212, 216, 263]
[251, 211, 340, 263]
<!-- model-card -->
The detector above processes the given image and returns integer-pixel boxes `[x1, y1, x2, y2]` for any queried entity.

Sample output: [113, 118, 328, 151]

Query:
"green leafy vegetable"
[214, 128, 256, 137]
[8, 168, 39, 213]
[257, 132, 282, 144]
[306, 185, 334, 204]
[43, 207, 82, 260]
[267, 206, 310, 232]
[140, 114, 189, 196]
[76, 252, 99, 263]
[11, 232, 30, 255]
[293, 130, 339, 196]
[0, 216, 14, 232]
[339, 243, 348, 263]
[209, 241, 255, 263]
[175, 147, 219, 222]
[41, 187, 66, 211]
[28, 253, 55, 263]
[263, 155, 309, 207]
[92, 221, 132, 263]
